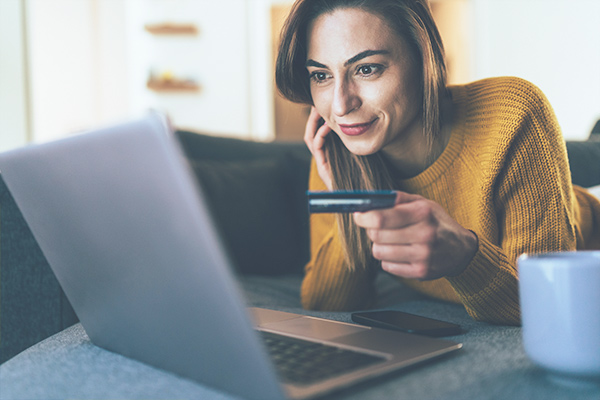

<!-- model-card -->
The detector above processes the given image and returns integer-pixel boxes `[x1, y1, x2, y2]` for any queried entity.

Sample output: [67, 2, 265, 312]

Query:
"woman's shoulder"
[449, 76, 557, 135]
[450, 76, 549, 110]
[447, 76, 562, 154]
[460, 75, 539, 90]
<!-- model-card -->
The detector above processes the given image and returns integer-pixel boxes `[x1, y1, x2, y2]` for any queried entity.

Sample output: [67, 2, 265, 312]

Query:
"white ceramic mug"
[518, 251, 600, 384]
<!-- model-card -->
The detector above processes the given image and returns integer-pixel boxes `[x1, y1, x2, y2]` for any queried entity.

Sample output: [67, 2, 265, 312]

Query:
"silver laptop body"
[0, 113, 461, 400]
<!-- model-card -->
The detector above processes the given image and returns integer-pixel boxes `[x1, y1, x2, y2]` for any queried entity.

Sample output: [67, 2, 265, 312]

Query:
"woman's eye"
[357, 65, 381, 77]
[309, 71, 330, 84]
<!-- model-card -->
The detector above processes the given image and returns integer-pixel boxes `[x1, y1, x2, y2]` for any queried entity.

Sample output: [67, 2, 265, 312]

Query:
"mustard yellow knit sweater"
[302, 76, 600, 326]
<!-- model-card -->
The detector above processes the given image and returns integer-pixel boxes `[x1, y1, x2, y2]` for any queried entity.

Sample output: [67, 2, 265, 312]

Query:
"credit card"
[307, 190, 397, 213]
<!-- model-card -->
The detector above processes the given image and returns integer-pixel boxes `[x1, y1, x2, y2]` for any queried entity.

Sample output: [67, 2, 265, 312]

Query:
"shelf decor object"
[146, 77, 200, 92]
[146, 69, 200, 92]
[144, 23, 198, 35]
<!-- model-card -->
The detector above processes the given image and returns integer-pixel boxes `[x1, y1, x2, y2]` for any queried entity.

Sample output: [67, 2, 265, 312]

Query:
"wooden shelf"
[144, 23, 198, 35]
[147, 79, 200, 92]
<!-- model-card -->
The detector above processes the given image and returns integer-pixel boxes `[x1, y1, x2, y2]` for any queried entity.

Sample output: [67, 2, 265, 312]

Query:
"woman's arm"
[445, 81, 581, 325]
[354, 78, 580, 325]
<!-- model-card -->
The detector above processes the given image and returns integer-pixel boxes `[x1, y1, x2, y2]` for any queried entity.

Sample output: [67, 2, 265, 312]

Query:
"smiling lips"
[338, 119, 377, 136]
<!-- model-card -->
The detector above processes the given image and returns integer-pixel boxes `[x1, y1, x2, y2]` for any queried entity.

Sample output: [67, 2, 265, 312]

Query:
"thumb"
[394, 190, 421, 205]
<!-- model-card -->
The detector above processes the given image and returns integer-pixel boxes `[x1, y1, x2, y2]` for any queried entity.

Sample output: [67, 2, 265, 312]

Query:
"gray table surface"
[1, 273, 599, 400]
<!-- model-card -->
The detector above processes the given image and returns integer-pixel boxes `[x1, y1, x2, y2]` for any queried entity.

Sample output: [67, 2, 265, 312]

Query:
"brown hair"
[276, 0, 448, 269]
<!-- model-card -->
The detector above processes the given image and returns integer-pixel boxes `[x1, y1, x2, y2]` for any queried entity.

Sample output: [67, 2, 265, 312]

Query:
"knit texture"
[301, 76, 600, 325]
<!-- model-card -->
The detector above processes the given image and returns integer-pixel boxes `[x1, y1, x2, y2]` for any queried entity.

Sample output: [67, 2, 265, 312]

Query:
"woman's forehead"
[306, 8, 405, 64]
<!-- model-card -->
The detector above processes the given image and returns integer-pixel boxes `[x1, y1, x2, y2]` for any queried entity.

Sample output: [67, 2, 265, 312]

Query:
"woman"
[275, 0, 600, 325]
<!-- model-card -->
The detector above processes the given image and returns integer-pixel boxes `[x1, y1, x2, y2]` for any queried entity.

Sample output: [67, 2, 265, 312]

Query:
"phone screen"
[351, 310, 463, 337]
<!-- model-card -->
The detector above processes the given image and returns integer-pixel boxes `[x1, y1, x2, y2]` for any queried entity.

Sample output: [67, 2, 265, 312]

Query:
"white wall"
[0, 0, 30, 152]
[27, 0, 99, 142]
[25, 0, 130, 144]
[471, 0, 600, 140]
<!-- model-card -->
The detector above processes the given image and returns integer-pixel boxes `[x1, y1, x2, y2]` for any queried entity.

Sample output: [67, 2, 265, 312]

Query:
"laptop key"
[259, 331, 385, 385]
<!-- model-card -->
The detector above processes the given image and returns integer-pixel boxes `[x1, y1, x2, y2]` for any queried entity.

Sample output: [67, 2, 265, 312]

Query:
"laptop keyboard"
[259, 331, 386, 385]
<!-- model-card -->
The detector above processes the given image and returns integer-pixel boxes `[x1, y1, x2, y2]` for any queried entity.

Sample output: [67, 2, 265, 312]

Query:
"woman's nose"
[332, 80, 361, 117]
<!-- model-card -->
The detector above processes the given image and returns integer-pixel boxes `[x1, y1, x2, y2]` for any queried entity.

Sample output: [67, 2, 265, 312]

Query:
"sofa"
[1, 128, 599, 400]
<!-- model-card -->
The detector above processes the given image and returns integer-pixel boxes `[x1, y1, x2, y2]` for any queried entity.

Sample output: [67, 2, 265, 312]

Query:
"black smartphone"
[307, 190, 397, 213]
[351, 310, 463, 337]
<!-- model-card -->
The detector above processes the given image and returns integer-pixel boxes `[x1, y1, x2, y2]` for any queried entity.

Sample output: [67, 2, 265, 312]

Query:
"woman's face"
[306, 8, 423, 156]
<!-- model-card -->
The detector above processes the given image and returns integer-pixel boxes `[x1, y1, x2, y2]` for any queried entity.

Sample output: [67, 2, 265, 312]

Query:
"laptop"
[0, 112, 462, 400]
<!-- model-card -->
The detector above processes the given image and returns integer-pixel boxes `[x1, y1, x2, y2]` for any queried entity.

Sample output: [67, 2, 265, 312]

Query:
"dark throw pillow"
[188, 157, 307, 275]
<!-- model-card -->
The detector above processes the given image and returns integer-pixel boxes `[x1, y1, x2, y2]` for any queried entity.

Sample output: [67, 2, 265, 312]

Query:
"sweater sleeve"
[300, 159, 377, 311]
[447, 79, 578, 325]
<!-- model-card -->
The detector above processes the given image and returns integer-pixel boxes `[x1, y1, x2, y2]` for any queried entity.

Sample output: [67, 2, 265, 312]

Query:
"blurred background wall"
[1, 0, 599, 152]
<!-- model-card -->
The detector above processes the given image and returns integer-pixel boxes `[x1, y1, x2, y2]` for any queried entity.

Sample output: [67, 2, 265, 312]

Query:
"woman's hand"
[353, 191, 478, 280]
[304, 107, 333, 190]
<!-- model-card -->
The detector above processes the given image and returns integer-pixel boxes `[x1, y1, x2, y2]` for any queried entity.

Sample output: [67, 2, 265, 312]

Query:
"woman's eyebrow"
[306, 59, 328, 68]
[344, 49, 389, 66]
[306, 49, 390, 69]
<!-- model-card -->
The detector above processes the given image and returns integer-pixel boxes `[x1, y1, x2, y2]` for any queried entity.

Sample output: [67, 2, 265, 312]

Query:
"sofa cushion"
[188, 156, 308, 275]
[566, 140, 600, 188]
[0, 176, 78, 364]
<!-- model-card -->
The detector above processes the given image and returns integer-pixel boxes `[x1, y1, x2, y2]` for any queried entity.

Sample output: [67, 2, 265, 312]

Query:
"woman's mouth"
[338, 119, 377, 136]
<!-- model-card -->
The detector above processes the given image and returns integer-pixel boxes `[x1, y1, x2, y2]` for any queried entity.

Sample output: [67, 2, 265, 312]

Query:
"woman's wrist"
[447, 229, 479, 278]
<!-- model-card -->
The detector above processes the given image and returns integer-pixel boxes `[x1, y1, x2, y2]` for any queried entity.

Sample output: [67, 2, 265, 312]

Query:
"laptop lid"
[0, 113, 285, 400]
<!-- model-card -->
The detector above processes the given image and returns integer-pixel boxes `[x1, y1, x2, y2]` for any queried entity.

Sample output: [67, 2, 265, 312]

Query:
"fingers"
[353, 193, 429, 230]
[312, 123, 330, 163]
[304, 107, 333, 190]
[304, 107, 330, 166]
[372, 242, 434, 280]
[353, 194, 434, 279]
[365, 223, 436, 245]
[372, 242, 431, 264]
[304, 107, 328, 150]
[380, 261, 430, 280]
[354, 196, 478, 280]
[372, 241, 442, 280]
[353, 193, 475, 280]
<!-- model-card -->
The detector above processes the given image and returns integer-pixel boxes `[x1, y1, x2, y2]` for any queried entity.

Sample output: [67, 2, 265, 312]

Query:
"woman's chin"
[340, 139, 381, 156]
